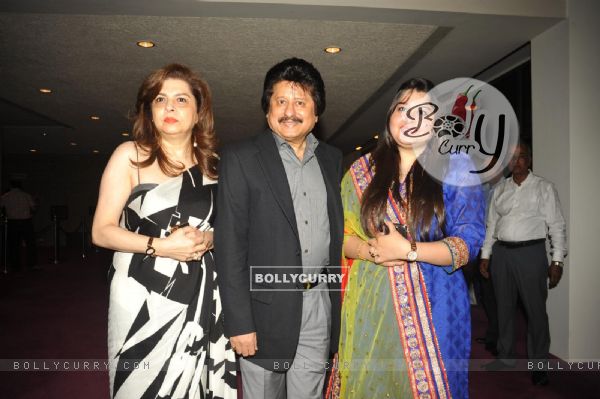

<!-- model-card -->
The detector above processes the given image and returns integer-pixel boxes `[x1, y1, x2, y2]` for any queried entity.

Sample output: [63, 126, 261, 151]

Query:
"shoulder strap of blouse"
[134, 142, 141, 185]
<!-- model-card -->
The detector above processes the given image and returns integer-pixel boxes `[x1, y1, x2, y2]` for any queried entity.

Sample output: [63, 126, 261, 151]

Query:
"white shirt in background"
[1, 188, 35, 220]
[481, 171, 567, 262]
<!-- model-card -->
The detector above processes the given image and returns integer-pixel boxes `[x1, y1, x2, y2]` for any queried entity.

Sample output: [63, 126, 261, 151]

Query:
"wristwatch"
[551, 261, 564, 268]
[406, 240, 418, 262]
[146, 237, 157, 257]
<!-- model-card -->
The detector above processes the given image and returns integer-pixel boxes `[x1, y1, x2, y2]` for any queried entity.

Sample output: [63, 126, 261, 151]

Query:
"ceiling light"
[92, 149, 100, 154]
[374, 134, 379, 139]
[355, 146, 362, 151]
[90, 116, 100, 120]
[136, 40, 155, 48]
[41, 132, 47, 136]
[69, 142, 77, 146]
[29, 149, 37, 153]
[121, 132, 129, 137]
[39, 88, 52, 94]
[324, 46, 342, 54]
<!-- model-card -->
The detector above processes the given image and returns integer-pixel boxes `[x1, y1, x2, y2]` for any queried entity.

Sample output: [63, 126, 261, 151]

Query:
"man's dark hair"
[516, 138, 532, 157]
[261, 57, 326, 116]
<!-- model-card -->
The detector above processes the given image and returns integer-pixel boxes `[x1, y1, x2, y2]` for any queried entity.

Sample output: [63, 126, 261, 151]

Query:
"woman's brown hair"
[360, 78, 446, 241]
[131, 63, 217, 179]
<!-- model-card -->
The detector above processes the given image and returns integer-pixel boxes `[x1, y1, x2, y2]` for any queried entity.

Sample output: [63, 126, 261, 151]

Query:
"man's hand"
[230, 332, 258, 357]
[548, 264, 563, 289]
[479, 258, 490, 279]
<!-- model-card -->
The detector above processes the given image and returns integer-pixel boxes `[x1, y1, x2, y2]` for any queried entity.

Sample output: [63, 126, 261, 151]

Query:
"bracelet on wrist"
[146, 237, 157, 257]
[357, 241, 368, 261]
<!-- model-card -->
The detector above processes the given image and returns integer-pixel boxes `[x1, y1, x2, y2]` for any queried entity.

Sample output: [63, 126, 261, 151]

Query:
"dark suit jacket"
[215, 130, 343, 371]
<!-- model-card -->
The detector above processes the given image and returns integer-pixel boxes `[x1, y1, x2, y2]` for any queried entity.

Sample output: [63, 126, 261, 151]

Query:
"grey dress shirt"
[272, 132, 330, 274]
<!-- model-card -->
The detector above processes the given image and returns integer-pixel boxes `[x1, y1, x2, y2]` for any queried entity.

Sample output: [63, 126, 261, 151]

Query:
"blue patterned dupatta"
[327, 154, 453, 399]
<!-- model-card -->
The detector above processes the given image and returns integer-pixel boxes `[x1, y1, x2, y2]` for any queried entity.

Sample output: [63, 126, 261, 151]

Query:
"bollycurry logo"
[249, 266, 345, 291]
[404, 78, 519, 186]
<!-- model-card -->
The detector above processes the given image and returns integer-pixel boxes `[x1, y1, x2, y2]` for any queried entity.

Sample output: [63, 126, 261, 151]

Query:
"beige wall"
[531, 20, 570, 359]
[531, 0, 600, 359]
[566, 0, 600, 359]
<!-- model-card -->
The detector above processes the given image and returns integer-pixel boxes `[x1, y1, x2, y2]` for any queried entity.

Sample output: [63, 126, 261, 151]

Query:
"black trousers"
[491, 241, 550, 366]
[478, 255, 499, 346]
[7, 218, 37, 270]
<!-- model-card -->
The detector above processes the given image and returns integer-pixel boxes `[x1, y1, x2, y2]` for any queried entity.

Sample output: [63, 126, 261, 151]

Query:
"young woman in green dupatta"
[327, 78, 485, 399]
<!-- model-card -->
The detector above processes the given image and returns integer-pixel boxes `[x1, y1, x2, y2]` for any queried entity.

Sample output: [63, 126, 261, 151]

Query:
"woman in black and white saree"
[92, 64, 236, 399]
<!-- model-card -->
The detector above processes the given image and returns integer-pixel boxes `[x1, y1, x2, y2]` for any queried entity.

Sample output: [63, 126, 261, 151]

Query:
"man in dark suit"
[215, 57, 343, 398]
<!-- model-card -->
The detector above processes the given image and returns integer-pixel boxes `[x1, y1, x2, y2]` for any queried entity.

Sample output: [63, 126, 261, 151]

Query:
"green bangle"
[357, 241, 368, 261]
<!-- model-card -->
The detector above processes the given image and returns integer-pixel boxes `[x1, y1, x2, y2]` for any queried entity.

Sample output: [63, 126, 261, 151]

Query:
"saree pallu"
[327, 154, 485, 399]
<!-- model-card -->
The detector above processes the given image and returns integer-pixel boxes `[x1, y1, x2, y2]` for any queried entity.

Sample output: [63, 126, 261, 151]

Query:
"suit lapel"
[254, 131, 299, 239]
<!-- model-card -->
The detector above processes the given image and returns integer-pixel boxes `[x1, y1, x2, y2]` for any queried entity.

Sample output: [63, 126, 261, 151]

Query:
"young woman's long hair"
[131, 63, 218, 179]
[360, 78, 446, 241]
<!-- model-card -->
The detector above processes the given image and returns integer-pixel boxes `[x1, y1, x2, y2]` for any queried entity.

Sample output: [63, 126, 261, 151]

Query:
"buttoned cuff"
[480, 248, 492, 259]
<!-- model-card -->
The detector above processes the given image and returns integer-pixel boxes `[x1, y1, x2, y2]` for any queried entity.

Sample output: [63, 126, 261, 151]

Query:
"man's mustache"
[278, 116, 303, 123]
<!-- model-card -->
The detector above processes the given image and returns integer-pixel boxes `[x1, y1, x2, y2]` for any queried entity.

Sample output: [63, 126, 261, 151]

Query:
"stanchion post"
[52, 214, 59, 264]
[2, 213, 7, 274]
[81, 218, 87, 259]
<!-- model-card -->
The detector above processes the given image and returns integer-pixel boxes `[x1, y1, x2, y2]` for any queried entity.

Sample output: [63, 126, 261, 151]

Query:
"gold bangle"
[357, 241, 367, 261]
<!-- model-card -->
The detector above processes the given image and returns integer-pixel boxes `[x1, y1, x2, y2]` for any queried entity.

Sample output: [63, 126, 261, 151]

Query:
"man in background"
[1, 180, 38, 271]
[480, 141, 567, 386]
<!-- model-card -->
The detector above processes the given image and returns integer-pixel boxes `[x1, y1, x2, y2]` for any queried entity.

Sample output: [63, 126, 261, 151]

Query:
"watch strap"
[146, 237, 156, 257]
[407, 240, 418, 262]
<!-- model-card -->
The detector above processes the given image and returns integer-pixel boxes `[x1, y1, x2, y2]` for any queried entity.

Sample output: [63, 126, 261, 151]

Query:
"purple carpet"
[1, 248, 598, 398]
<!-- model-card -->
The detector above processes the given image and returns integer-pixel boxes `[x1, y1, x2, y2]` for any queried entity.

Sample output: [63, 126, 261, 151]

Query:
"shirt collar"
[510, 169, 534, 187]
[271, 131, 319, 158]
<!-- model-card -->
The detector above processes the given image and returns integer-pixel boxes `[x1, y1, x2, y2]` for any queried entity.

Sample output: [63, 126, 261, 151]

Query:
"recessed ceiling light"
[92, 149, 100, 154]
[90, 116, 100, 120]
[69, 142, 78, 146]
[29, 149, 37, 153]
[324, 46, 342, 54]
[39, 88, 52, 94]
[136, 40, 155, 48]
[355, 146, 362, 151]
[374, 134, 379, 139]
[121, 132, 130, 137]
[41, 132, 47, 136]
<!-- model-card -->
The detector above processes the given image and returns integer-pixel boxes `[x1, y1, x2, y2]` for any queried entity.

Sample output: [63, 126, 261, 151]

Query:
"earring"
[193, 140, 198, 148]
